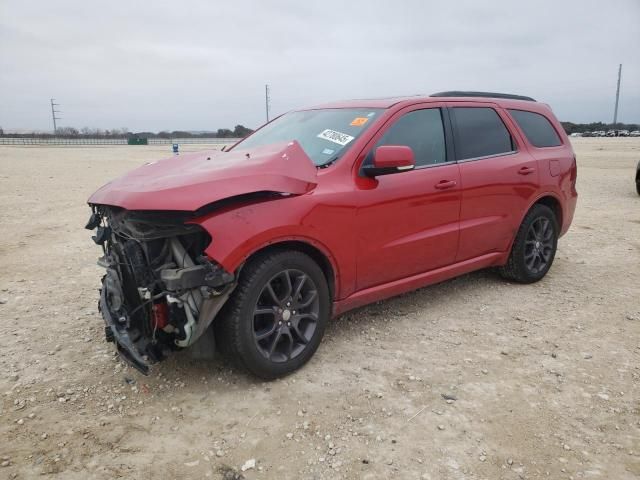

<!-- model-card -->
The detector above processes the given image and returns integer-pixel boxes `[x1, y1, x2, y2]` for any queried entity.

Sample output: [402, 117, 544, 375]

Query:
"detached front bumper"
[99, 277, 152, 375]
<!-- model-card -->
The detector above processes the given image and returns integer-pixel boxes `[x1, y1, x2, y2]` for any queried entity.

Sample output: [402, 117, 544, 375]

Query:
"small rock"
[184, 460, 199, 467]
[1, 460, 9, 467]
[16, 419, 24, 425]
[285, 432, 294, 440]
[481, 369, 488, 375]
[41, 433, 48, 440]
[479, 455, 487, 462]
[241, 459, 256, 472]
[563, 444, 571, 451]
[583, 353, 592, 360]
[215, 450, 224, 457]
[441, 393, 457, 401]
[437, 425, 445, 431]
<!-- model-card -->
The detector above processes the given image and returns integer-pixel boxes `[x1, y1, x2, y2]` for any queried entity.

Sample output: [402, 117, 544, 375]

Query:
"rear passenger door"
[449, 103, 539, 262]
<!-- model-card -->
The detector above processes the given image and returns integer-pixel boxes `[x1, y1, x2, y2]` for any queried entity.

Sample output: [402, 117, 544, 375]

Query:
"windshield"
[232, 108, 383, 166]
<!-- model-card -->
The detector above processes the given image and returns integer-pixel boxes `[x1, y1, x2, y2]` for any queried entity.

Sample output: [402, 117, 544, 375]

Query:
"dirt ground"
[0, 138, 638, 480]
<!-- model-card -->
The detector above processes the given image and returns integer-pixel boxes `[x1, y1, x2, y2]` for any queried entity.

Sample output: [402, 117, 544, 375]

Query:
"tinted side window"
[452, 107, 513, 160]
[508, 109, 562, 148]
[374, 109, 446, 167]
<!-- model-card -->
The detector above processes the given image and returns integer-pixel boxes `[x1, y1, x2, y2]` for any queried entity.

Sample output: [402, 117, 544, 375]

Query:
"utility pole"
[613, 64, 622, 125]
[50, 98, 61, 135]
[265, 84, 271, 123]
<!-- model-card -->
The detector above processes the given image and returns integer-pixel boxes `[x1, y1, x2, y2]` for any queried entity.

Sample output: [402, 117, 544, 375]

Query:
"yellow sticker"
[350, 117, 369, 127]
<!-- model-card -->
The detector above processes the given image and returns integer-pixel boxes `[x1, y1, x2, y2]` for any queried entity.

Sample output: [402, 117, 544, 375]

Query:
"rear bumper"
[99, 282, 151, 375]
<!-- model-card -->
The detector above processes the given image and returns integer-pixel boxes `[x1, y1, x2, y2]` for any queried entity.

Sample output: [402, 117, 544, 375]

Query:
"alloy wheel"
[524, 216, 554, 274]
[252, 269, 320, 362]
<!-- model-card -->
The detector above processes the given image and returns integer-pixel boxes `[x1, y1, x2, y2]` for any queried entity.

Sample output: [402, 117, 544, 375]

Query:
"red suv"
[87, 91, 578, 378]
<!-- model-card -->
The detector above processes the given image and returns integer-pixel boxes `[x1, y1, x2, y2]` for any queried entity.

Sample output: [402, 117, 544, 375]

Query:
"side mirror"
[363, 145, 415, 177]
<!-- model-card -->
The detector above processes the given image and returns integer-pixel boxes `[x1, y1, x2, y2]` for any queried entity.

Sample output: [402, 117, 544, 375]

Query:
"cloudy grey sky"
[1, 0, 639, 132]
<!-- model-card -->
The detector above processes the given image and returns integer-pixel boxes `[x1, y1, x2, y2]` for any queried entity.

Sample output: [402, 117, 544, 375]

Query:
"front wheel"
[216, 250, 330, 379]
[499, 204, 558, 283]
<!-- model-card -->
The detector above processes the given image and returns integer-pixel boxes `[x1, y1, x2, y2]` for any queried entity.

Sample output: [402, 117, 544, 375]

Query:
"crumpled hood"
[88, 141, 318, 211]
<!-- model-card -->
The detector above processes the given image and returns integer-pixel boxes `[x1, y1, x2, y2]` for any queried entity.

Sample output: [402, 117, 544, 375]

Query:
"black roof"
[430, 91, 536, 102]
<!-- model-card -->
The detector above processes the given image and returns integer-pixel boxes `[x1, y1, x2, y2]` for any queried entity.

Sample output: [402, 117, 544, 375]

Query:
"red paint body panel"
[451, 102, 541, 261]
[88, 141, 317, 211]
[89, 95, 577, 317]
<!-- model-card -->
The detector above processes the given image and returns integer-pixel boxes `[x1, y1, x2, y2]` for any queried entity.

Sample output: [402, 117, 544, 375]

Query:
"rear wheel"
[499, 204, 558, 283]
[216, 250, 330, 379]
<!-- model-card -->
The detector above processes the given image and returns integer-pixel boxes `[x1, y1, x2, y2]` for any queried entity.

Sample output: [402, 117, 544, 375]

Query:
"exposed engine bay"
[86, 206, 235, 374]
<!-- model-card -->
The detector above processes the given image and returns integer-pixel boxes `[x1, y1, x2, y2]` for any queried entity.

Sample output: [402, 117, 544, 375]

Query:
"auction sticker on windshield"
[350, 117, 369, 127]
[317, 129, 354, 146]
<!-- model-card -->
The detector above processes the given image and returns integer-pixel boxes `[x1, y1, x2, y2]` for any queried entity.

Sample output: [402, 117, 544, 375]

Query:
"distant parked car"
[618, 130, 630, 137]
[630, 130, 640, 137]
[570, 132, 582, 137]
[606, 130, 616, 137]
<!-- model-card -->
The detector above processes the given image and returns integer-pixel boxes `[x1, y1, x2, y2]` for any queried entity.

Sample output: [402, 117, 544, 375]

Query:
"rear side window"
[373, 108, 446, 167]
[451, 107, 514, 160]
[508, 109, 562, 148]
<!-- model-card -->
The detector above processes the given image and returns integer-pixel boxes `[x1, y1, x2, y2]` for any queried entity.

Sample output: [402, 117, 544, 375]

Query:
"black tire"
[215, 250, 330, 379]
[636, 174, 640, 195]
[499, 204, 558, 284]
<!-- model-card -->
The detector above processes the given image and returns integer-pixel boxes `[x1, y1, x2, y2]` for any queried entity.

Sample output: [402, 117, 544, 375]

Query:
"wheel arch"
[505, 193, 563, 256]
[240, 239, 337, 302]
[532, 194, 563, 230]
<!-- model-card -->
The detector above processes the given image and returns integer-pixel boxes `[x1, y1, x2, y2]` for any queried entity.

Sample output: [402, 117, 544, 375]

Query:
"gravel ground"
[0, 138, 639, 480]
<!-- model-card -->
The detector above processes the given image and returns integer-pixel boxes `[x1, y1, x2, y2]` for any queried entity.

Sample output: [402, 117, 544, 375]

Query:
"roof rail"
[430, 91, 536, 102]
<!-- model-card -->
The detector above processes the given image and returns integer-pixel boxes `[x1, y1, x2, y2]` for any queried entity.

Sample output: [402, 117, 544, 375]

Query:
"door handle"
[434, 180, 457, 190]
[518, 166, 535, 175]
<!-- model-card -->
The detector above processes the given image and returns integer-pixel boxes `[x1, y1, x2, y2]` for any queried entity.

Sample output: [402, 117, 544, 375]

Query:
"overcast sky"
[1, 0, 639, 132]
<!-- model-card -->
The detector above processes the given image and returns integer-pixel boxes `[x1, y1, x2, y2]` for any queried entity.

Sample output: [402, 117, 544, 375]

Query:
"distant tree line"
[560, 122, 639, 135]
[2, 122, 638, 138]
[0, 124, 254, 139]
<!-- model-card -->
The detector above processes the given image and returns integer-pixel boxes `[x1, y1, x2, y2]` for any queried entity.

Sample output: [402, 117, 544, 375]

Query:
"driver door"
[355, 105, 461, 290]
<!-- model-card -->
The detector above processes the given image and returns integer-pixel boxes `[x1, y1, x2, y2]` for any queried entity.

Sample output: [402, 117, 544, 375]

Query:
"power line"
[50, 98, 61, 134]
[613, 64, 622, 124]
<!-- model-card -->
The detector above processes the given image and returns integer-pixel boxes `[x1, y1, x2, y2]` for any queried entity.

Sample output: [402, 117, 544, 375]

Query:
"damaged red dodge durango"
[87, 91, 578, 379]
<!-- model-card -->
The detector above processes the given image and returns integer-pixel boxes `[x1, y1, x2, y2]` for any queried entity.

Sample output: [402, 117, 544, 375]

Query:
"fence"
[0, 137, 241, 146]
